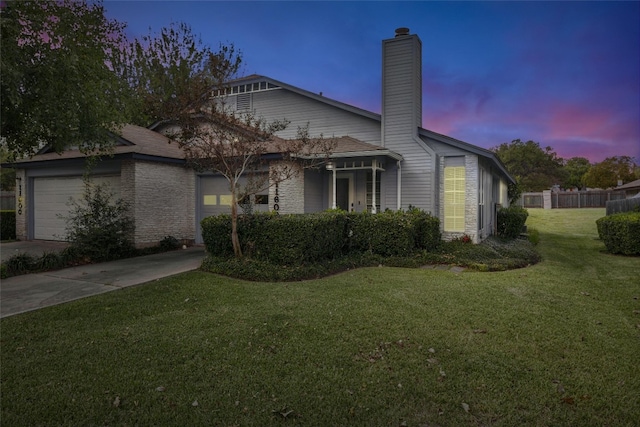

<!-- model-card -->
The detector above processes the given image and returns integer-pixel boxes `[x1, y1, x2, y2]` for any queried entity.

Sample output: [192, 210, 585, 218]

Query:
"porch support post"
[371, 161, 377, 214]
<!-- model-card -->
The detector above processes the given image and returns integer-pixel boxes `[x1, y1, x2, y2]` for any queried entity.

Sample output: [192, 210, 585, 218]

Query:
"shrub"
[3, 252, 36, 276]
[201, 209, 441, 264]
[202, 212, 347, 264]
[250, 212, 347, 264]
[346, 210, 415, 256]
[406, 207, 441, 250]
[63, 181, 135, 262]
[1, 210, 16, 240]
[201, 214, 234, 257]
[497, 206, 528, 239]
[596, 212, 640, 255]
[35, 251, 64, 271]
[158, 235, 180, 251]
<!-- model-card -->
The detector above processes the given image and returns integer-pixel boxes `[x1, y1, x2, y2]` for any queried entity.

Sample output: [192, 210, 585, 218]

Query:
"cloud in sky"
[104, 1, 639, 163]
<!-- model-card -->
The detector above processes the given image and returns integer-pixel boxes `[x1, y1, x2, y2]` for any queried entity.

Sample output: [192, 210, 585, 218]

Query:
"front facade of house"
[11, 28, 513, 245]
[175, 28, 513, 243]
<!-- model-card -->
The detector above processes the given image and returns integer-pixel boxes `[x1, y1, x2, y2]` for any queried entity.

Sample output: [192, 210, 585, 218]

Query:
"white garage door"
[33, 176, 121, 240]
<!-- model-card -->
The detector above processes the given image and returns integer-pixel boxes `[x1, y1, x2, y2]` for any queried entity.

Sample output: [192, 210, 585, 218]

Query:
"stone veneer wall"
[269, 161, 305, 214]
[120, 160, 195, 246]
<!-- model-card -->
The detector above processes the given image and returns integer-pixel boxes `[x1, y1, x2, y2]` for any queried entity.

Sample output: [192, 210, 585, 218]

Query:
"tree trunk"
[230, 191, 243, 258]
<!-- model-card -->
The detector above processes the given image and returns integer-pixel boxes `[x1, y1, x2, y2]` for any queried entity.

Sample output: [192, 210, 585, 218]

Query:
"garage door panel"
[34, 176, 120, 240]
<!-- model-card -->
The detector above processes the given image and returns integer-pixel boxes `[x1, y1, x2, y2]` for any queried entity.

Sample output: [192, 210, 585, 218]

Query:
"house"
[616, 179, 640, 198]
[11, 125, 195, 245]
[10, 28, 513, 245]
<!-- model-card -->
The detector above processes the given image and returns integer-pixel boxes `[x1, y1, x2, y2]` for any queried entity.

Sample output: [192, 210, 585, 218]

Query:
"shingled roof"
[12, 125, 400, 167]
[13, 124, 185, 165]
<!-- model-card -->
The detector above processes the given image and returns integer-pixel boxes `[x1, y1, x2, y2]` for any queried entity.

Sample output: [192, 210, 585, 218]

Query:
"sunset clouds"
[105, 1, 639, 163]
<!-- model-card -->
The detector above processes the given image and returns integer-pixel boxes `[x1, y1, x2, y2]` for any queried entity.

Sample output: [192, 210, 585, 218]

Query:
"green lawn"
[2, 208, 639, 426]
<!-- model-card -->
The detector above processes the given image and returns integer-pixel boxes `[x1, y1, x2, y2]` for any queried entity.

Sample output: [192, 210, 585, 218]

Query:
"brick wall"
[122, 160, 195, 246]
[14, 169, 27, 241]
[269, 161, 304, 214]
[464, 155, 479, 243]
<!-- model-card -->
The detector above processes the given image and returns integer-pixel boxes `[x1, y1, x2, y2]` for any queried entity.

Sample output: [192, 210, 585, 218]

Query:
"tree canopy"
[491, 139, 566, 192]
[583, 156, 637, 189]
[563, 157, 591, 190]
[117, 22, 242, 129]
[1, 0, 134, 157]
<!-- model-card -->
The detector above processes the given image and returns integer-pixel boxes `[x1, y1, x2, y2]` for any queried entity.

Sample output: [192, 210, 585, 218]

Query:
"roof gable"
[228, 75, 513, 183]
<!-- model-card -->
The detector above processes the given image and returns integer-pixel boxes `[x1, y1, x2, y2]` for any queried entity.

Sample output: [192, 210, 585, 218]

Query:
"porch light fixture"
[325, 161, 334, 170]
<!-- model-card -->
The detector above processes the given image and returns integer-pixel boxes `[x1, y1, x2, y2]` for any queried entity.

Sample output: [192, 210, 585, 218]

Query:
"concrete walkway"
[1, 246, 205, 318]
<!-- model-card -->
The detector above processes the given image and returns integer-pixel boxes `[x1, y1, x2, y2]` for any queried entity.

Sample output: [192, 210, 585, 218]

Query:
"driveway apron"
[1, 246, 205, 318]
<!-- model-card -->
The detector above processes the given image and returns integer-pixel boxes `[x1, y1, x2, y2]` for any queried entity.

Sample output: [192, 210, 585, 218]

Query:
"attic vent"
[236, 93, 251, 111]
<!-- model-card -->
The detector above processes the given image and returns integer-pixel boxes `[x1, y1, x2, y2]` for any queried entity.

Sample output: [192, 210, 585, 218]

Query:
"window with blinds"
[444, 166, 465, 232]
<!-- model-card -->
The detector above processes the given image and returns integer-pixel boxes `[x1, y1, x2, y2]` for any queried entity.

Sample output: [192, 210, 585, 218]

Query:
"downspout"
[396, 160, 402, 210]
[331, 164, 337, 209]
[372, 161, 377, 214]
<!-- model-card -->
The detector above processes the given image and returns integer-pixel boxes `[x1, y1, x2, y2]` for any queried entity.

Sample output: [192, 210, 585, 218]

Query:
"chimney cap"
[395, 27, 410, 37]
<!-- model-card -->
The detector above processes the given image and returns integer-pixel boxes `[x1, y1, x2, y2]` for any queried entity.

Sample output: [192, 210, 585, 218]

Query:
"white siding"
[381, 33, 434, 213]
[382, 34, 422, 148]
[230, 90, 381, 143]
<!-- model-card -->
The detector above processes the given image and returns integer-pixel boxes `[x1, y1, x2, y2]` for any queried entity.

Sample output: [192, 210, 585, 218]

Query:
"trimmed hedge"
[1, 210, 16, 240]
[596, 212, 640, 256]
[497, 206, 528, 238]
[201, 212, 348, 264]
[201, 209, 441, 265]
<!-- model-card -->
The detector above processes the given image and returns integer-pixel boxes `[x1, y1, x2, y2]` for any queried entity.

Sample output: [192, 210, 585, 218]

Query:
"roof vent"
[395, 27, 410, 37]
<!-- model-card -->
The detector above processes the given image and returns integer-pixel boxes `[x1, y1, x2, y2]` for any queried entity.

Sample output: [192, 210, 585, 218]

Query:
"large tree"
[1, 0, 134, 157]
[583, 156, 637, 189]
[563, 157, 591, 190]
[491, 139, 566, 192]
[116, 22, 239, 129]
[125, 23, 335, 257]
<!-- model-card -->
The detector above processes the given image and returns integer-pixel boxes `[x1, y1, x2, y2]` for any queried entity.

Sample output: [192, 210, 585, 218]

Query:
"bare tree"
[122, 22, 335, 257]
[179, 109, 335, 258]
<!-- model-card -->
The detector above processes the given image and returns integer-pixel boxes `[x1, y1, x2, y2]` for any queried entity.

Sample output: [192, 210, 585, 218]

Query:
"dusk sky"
[104, 1, 640, 164]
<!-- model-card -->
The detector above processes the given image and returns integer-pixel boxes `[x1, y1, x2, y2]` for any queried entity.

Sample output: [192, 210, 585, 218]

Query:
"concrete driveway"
[1, 246, 206, 318]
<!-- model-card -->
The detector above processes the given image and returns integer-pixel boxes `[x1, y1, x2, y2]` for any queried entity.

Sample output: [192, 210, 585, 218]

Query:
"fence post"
[543, 190, 552, 209]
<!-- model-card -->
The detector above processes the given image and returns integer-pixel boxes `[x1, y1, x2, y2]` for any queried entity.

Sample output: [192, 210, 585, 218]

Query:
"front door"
[336, 178, 350, 211]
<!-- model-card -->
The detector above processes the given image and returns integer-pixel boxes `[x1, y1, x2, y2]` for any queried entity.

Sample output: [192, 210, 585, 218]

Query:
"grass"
[2, 208, 639, 426]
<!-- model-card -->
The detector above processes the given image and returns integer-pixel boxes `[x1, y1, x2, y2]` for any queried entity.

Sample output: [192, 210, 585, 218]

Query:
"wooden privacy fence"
[606, 197, 640, 215]
[518, 191, 626, 209]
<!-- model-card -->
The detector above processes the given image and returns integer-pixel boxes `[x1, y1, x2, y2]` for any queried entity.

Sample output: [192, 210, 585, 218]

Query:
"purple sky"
[104, 1, 640, 164]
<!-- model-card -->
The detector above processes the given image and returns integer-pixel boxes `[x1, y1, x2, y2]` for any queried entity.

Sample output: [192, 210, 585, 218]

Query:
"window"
[444, 166, 465, 232]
